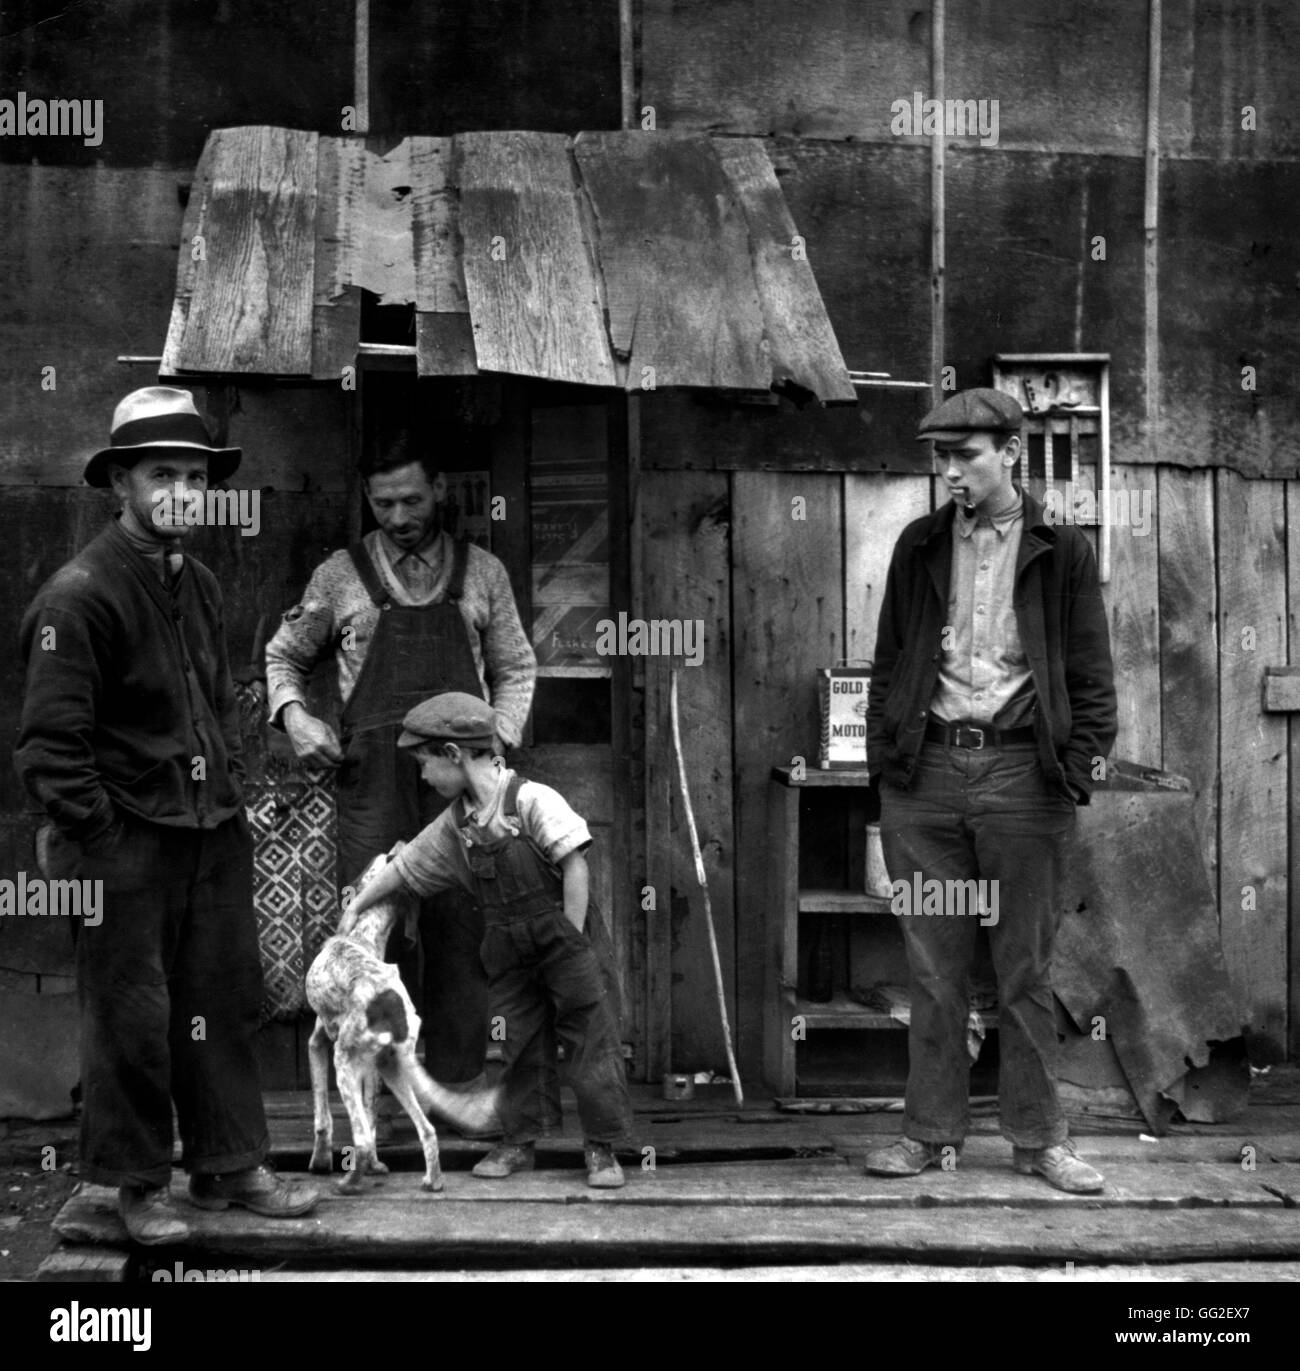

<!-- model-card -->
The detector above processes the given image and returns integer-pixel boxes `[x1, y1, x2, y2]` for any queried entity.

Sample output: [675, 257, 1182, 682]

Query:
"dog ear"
[365, 988, 409, 1043]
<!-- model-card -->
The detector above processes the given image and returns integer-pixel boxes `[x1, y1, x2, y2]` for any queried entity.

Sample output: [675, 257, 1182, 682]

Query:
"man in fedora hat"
[865, 387, 1117, 1193]
[15, 387, 319, 1244]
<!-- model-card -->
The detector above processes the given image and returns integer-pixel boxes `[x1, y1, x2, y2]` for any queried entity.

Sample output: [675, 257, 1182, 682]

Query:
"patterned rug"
[235, 678, 340, 1022]
[247, 776, 338, 1020]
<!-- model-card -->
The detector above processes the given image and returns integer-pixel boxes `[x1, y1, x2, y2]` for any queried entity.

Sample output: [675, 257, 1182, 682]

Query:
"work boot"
[1013, 1141, 1105, 1193]
[188, 1164, 320, 1217]
[863, 1136, 955, 1177]
[119, 1184, 191, 1245]
[584, 1143, 625, 1189]
[471, 1142, 536, 1178]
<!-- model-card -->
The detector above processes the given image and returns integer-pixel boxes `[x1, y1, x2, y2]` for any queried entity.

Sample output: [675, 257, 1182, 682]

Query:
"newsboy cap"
[916, 387, 1024, 442]
[84, 387, 241, 488]
[397, 692, 499, 750]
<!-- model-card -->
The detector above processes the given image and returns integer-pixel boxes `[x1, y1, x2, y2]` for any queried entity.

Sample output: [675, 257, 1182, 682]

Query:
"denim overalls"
[462, 776, 632, 1146]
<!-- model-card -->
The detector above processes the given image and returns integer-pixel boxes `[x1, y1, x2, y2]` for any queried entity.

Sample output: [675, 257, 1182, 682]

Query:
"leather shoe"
[863, 1136, 955, 1177]
[584, 1143, 625, 1189]
[188, 1164, 320, 1217]
[471, 1142, 535, 1178]
[1013, 1141, 1104, 1193]
[119, 1185, 191, 1245]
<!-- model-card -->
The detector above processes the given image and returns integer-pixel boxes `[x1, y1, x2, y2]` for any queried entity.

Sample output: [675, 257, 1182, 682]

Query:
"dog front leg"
[335, 1055, 377, 1194]
[361, 1067, 388, 1175]
[307, 1018, 334, 1174]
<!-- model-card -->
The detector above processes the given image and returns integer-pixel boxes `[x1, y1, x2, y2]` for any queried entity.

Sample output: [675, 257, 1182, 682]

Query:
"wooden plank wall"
[640, 458, 1298, 1078]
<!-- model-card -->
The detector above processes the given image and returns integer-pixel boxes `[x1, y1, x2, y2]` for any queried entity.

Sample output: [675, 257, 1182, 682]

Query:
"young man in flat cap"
[343, 692, 632, 1189]
[15, 387, 319, 1244]
[865, 387, 1117, 1193]
[266, 435, 535, 1098]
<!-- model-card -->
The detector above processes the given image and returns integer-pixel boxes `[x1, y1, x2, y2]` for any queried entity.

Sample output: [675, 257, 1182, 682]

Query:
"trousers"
[880, 741, 1076, 1149]
[57, 811, 269, 1187]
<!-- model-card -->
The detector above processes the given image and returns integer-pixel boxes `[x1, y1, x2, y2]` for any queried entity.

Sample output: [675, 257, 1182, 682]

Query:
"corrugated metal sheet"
[159, 126, 857, 401]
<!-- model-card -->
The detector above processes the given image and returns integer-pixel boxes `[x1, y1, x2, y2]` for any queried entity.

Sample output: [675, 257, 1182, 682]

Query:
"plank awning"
[161, 126, 857, 403]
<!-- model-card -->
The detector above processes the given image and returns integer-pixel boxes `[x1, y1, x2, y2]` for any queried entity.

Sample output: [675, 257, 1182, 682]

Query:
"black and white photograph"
[0, 0, 1296, 1336]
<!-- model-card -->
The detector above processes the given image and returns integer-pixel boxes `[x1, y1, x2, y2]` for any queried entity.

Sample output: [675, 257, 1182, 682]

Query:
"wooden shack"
[1, 0, 1296, 1117]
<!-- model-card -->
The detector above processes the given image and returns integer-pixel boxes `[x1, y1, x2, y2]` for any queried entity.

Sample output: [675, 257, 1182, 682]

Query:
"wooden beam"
[457, 132, 616, 387]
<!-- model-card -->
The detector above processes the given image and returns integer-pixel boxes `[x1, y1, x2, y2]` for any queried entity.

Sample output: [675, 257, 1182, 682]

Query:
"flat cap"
[397, 692, 499, 749]
[917, 387, 1024, 441]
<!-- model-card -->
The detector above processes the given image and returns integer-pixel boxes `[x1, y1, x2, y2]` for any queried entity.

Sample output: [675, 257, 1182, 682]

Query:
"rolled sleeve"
[517, 782, 592, 864]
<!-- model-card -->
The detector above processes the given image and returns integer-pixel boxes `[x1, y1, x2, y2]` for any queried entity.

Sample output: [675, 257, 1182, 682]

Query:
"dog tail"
[410, 1064, 504, 1136]
[365, 988, 409, 1044]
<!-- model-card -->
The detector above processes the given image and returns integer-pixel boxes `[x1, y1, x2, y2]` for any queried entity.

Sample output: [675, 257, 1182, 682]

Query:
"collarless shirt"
[929, 493, 1036, 727]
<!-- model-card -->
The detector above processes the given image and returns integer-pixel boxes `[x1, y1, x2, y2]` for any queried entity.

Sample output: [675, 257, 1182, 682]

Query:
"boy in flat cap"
[15, 387, 319, 1244]
[865, 387, 1117, 1193]
[343, 691, 632, 1188]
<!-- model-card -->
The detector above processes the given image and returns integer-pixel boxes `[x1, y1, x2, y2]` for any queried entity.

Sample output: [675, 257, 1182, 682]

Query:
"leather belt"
[925, 719, 1036, 750]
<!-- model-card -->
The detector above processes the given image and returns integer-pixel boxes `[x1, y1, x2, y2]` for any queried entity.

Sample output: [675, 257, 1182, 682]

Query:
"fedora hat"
[84, 387, 241, 488]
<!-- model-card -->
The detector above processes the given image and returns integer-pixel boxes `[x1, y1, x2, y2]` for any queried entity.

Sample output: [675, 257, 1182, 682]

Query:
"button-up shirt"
[929, 494, 1036, 727]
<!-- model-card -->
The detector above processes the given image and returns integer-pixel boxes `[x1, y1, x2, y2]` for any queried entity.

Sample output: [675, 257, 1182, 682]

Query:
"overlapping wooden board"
[166, 126, 319, 375]
[640, 470, 736, 1075]
[1158, 467, 1218, 883]
[310, 135, 365, 379]
[732, 473, 845, 1082]
[1103, 465, 1162, 766]
[712, 138, 856, 403]
[1216, 470, 1288, 1056]
[457, 131, 616, 387]
[574, 131, 769, 391]
[844, 473, 933, 668]
[410, 136, 478, 376]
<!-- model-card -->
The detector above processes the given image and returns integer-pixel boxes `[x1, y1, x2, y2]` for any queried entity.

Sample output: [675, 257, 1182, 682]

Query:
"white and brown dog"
[306, 847, 501, 1193]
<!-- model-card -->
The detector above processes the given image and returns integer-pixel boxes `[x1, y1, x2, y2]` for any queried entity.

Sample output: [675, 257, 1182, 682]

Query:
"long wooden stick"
[669, 669, 743, 1106]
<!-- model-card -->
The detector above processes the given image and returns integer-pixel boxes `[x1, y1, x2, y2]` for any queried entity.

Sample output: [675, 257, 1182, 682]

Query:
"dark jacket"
[866, 491, 1117, 803]
[15, 517, 245, 848]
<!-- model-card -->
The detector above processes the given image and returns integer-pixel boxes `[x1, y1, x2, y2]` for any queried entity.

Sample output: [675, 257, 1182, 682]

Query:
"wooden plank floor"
[38, 1076, 1300, 1278]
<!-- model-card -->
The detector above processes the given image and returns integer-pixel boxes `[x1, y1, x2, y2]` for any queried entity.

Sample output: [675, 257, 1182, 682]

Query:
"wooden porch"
[39, 1070, 1300, 1281]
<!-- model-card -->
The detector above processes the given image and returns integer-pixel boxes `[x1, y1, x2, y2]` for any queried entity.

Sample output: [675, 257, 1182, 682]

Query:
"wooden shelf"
[794, 996, 999, 1032]
[770, 765, 873, 788]
[798, 887, 893, 914]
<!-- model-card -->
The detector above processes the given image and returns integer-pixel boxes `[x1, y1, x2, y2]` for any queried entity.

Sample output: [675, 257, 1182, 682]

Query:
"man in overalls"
[266, 436, 536, 1091]
[342, 693, 632, 1188]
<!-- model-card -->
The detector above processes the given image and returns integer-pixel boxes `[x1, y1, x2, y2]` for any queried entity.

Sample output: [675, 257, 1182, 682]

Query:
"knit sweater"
[14, 517, 245, 846]
[265, 530, 536, 746]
